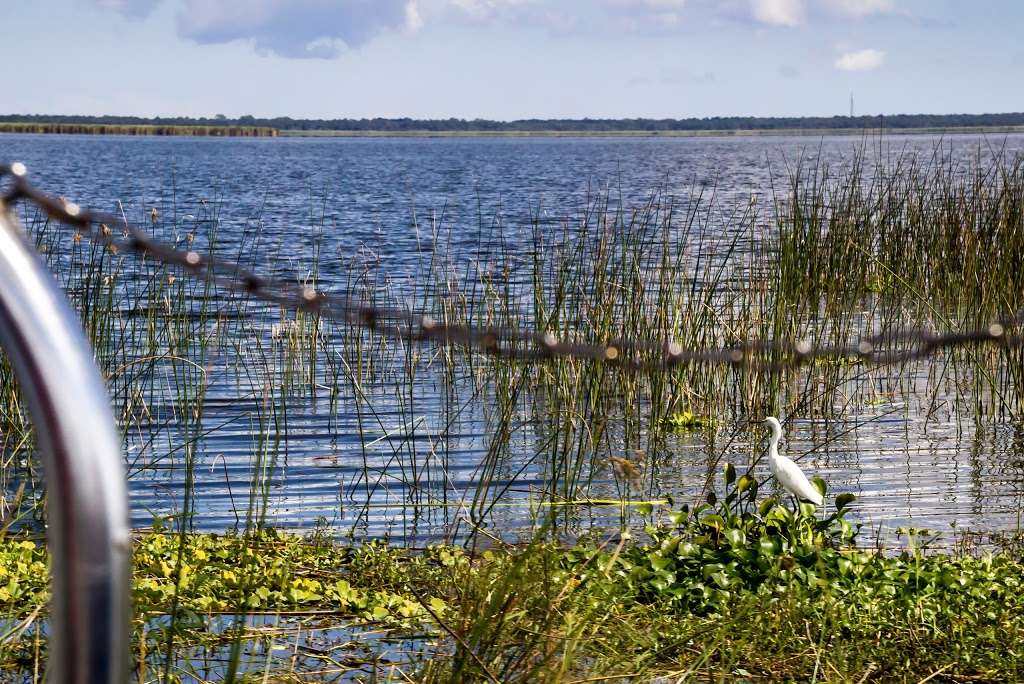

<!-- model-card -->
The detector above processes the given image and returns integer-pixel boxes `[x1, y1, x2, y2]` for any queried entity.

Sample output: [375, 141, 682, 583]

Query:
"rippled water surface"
[4, 132, 1024, 546]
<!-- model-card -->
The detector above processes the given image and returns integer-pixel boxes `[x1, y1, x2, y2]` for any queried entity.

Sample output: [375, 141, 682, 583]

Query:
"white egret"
[763, 416, 823, 506]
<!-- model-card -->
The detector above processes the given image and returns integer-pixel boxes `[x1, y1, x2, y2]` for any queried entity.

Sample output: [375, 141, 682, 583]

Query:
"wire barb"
[2, 161, 1022, 372]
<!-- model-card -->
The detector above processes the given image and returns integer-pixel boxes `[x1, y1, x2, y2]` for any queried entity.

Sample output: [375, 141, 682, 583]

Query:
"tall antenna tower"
[850, 91, 854, 118]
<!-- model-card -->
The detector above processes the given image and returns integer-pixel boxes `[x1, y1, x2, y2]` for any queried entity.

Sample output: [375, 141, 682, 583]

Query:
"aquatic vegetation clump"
[662, 410, 715, 431]
[0, 490, 1022, 680]
[613, 466, 857, 613]
[132, 528, 448, 620]
[423, 473, 1024, 681]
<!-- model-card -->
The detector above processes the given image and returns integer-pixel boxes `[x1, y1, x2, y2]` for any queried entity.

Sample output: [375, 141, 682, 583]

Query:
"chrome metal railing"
[0, 164, 129, 683]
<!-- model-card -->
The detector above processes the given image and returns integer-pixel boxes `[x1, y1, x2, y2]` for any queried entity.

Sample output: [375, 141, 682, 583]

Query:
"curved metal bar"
[0, 186, 129, 682]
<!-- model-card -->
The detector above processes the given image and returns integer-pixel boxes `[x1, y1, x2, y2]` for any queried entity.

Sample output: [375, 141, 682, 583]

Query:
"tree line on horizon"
[2, 112, 1023, 132]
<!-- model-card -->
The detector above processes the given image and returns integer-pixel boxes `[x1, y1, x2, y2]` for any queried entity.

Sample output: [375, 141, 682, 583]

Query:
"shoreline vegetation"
[2, 112, 1024, 137]
[2, 491, 1023, 681]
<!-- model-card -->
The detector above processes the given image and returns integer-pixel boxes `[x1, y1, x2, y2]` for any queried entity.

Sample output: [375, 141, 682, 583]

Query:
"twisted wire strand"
[2, 161, 1021, 372]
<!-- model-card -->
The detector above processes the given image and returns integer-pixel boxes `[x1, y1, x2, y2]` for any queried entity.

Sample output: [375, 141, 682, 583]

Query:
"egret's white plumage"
[764, 417, 823, 506]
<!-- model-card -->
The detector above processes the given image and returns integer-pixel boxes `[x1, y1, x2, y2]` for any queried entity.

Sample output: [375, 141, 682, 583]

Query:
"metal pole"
[0, 166, 129, 683]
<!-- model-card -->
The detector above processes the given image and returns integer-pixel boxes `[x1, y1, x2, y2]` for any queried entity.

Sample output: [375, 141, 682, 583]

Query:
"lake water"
[3, 132, 1024, 547]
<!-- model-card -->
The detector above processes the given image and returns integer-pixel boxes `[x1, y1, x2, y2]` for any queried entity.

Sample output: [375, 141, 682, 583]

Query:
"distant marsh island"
[0, 122, 278, 136]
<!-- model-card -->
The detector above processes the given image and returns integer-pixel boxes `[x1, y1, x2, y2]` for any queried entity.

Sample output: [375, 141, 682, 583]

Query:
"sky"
[0, 0, 1021, 120]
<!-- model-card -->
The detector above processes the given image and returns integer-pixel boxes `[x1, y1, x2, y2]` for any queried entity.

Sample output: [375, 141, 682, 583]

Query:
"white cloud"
[178, 0, 423, 58]
[92, 0, 160, 19]
[439, 0, 579, 32]
[609, 0, 687, 8]
[444, 0, 534, 20]
[96, 0, 422, 58]
[822, 0, 894, 17]
[602, 0, 691, 30]
[405, 1, 425, 31]
[750, 0, 805, 26]
[442, 0, 692, 32]
[92, 0, 903, 58]
[834, 48, 885, 71]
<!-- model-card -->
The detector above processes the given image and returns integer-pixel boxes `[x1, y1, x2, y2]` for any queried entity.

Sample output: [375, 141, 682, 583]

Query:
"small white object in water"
[763, 416, 824, 506]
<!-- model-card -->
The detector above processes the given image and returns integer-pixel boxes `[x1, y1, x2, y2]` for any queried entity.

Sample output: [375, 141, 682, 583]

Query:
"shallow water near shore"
[3, 131, 1024, 547]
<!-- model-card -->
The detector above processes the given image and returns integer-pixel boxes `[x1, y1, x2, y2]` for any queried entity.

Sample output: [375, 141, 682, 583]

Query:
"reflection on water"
[4, 132, 1024, 546]
[151, 615, 434, 682]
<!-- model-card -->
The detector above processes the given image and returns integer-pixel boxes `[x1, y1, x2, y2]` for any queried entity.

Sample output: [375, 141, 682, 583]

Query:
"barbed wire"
[2, 160, 1021, 372]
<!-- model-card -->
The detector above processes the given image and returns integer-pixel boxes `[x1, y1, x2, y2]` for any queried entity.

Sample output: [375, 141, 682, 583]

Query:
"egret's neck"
[767, 424, 782, 465]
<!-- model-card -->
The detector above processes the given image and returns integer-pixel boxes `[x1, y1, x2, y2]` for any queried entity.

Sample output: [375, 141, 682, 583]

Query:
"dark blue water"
[3, 132, 1024, 546]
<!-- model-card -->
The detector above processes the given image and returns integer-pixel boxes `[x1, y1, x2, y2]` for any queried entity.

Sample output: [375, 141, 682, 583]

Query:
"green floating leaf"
[835, 492, 856, 511]
[701, 514, 725, 531]
[647, 552, 672, 571]
[677, 541, 698, 558]
[758, 496, 778, 517]
[758, 536, 780, 557]
[710, 571, 731, 589]
[812, 477, 827, 497]
[724, 528, 746, 548]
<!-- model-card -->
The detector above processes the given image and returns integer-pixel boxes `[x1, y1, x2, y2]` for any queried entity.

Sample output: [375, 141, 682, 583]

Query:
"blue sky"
[1, 0, 1021, 120]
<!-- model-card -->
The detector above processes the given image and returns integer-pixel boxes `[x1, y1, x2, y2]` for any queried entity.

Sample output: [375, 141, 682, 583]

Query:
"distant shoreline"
[4, 112, 1024, 138]
[3, 121, 1024, 139]
[278, 125, 1024, 138]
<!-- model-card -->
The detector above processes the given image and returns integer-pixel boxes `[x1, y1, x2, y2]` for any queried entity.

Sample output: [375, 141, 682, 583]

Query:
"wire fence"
[3, 160, 1022, 372]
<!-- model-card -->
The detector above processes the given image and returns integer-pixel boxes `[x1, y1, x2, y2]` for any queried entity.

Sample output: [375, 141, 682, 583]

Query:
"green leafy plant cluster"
[612, 464, 858, 613]
[556, 466, 1024, 679]
[0, 540, 48, 609]
[418, 465, 1024, 681]
[0, 529, 451, 627]
[132, 529, 449, 624]
[3, 486, 1024, 681]
[663, 410, 716, 431]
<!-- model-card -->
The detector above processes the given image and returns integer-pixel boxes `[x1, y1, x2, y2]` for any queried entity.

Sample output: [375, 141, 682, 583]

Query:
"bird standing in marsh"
[763, 416, 823, 507]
